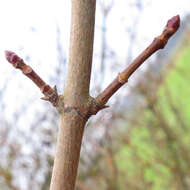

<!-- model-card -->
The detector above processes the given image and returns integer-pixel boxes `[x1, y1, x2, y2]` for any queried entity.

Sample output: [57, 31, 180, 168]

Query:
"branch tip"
[166, 15, 180, 32]
[95, 15, 180, 109]
[5, 50, 20, 65]
[5, 50, 59, 108]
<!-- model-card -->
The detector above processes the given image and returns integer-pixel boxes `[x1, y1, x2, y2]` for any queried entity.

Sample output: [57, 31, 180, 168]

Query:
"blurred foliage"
[110, 38, 190, 190]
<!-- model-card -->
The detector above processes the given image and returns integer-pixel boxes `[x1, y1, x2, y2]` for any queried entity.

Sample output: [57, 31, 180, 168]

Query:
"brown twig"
[95, 15, 180, 106]
[5, 51, 59, 106]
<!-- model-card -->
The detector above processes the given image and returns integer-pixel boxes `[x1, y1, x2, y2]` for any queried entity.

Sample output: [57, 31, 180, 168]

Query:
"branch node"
[22, 65, 33, 74]
[118, 72, 128, 84]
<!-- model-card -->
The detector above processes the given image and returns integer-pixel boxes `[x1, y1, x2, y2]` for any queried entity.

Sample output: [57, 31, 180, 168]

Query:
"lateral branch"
[5, 51, 59, 106]
[95, 15, 180, 106]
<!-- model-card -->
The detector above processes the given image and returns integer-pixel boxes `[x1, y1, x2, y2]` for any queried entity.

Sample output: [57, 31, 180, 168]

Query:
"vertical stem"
[65, 0, 96, 105]
[50, 115, 86, 190]
[50, 1, 96, 190]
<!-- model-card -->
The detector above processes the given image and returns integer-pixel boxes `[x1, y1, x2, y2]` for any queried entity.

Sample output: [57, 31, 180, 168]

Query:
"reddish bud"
[166, 15, 180, 31]
[5, 51, 20, 64]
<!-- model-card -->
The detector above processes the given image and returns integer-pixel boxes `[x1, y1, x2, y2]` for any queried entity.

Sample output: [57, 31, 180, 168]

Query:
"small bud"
[5, 51, 20, 64]
[41, 96, 50, 101]
[166, 15, 180, 31]
[53, 85, 57, 93]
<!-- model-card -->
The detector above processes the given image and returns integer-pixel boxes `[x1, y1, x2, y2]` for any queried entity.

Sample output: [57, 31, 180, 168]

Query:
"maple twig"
[5, 51, 59, 106]
[96, 15, 180, 106]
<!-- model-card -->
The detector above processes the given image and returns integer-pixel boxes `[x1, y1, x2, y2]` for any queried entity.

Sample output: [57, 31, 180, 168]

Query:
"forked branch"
[95, 15, 180, 107]
[4, 15, 180, 117]
[5, 51, 59, 106]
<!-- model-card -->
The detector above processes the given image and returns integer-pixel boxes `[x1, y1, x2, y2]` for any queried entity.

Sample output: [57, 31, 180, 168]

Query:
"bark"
[50, 1, 96, 190]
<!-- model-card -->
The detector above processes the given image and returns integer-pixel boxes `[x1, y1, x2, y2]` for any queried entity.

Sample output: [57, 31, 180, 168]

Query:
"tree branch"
[5, 51, 59, 107]
[95, 15, 180, 106]
[50, 1, 96, 190]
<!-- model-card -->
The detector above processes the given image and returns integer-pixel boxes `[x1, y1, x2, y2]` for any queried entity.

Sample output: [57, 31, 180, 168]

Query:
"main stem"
[50, 1, 96, 190]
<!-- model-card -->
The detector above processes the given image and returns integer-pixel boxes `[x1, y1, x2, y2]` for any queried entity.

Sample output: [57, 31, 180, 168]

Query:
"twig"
[96, 15, 180, 106]
[5, 51, 59, 106]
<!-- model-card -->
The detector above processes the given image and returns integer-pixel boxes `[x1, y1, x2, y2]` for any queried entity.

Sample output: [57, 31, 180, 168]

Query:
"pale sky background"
[0, 0, 190, 122]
